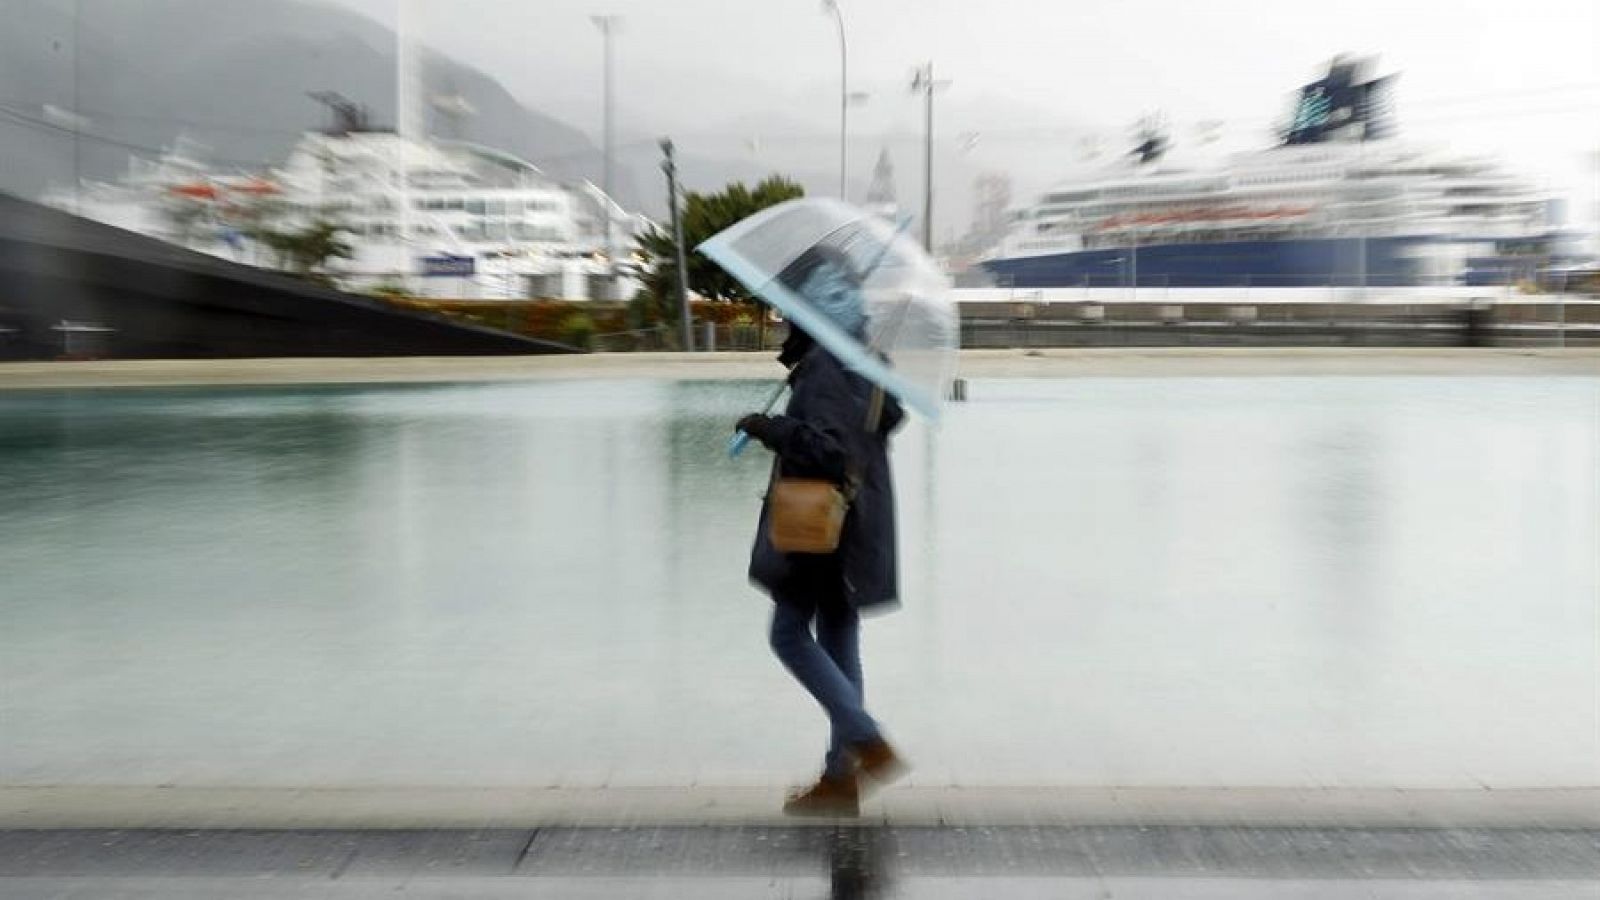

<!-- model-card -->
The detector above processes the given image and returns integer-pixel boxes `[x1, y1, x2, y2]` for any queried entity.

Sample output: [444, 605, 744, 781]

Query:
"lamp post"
[911, 63, 948, 253]
[660, 139, 693, 352]
[397, 0, 417, 292]
[72, 0, 81, 215]
[1356, 136, 1367, 299]
[821, 0, 847, 199]
[1131, 222, 1139, 301]
[590, 14, 621, 300]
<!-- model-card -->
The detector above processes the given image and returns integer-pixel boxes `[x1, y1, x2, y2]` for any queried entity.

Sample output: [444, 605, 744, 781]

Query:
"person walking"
[734, 249, 908, 817]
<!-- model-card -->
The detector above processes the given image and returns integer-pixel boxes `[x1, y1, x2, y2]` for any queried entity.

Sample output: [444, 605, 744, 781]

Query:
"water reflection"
[827, 827, 895, 900]
[0, 376, 1595, 790]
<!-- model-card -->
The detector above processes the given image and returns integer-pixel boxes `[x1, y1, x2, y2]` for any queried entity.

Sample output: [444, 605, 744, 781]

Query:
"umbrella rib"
[697, 199, 953, 421]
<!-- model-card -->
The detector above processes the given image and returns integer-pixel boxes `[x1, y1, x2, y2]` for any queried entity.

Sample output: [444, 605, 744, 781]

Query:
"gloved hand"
[736, 413, 780, 446]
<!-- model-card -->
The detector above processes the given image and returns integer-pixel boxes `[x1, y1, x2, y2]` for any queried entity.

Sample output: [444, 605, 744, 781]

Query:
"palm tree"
[250, 219, 354, 282]
[634, 175, 804, 347]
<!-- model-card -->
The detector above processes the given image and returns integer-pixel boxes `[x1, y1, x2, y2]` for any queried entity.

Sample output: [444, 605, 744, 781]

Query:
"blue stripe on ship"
[980, 236, 1528, 288]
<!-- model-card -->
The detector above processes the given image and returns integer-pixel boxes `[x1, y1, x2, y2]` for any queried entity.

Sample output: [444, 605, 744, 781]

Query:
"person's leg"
[769, 599, 878, 753]
[816, 600, 864, 779]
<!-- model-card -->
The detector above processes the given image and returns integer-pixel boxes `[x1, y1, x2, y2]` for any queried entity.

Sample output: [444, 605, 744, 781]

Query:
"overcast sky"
[330, 0, 1598, 232]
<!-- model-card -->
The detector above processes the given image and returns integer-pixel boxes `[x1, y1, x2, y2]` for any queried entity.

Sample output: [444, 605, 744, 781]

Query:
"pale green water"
[1, 377, 1596, 788]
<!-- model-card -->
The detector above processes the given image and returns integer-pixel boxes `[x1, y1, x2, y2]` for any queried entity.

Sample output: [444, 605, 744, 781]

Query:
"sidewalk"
[2, 823, 1596, 899]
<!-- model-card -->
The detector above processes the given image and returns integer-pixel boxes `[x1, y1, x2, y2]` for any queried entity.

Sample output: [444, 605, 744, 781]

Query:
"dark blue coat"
[748, 347, 905, 611]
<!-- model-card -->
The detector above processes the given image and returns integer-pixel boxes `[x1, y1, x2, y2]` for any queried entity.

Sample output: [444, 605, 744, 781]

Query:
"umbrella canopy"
[698, 198, 958, 419]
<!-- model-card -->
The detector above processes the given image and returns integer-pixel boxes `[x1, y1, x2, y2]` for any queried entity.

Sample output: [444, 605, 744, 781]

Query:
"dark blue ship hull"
[980, 235, 1529, 288]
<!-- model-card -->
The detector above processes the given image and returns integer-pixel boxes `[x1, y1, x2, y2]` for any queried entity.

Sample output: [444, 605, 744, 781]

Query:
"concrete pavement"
[2, 824, 1596, 898]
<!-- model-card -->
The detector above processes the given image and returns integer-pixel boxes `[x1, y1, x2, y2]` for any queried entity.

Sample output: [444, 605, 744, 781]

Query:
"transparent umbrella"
[698, 198, 959, 431]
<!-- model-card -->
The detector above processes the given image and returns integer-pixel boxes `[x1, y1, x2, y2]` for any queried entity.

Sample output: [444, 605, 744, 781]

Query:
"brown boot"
[782, 773, 860, 817]
[850, 738, 908, 787]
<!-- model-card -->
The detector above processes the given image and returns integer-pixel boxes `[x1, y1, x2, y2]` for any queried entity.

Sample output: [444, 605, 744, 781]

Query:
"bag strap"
[839, 385, 886, 502]
[864, 386, 885, 434]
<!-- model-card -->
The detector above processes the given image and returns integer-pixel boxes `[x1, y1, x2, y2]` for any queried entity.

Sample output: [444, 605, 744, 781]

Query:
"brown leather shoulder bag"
[766, 386, 884, 554]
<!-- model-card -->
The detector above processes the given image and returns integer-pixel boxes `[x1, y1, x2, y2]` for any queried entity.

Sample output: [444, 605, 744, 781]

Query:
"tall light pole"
[1356, 134, 1367, 299]
[660, 139, 693, 352]
[72, 0, 81, 215]
[591, 14, 621, 300]
[911, 63, 948, 253]
[395, 0, 420, 140]
[396, 0, 418, 292]
[821, 0, 847, 199]
[1130, 222, 1139, 300]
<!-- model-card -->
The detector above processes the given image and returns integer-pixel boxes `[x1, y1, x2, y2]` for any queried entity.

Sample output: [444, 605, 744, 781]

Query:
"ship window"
[487, 200, 506, 216]
[466, 199, 486, 215]
[513, 223, 564, 241]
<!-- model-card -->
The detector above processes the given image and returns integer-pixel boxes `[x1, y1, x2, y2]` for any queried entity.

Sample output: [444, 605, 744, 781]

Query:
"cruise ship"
[981, 57, 1561, 290]
[42, 99, 644, 301]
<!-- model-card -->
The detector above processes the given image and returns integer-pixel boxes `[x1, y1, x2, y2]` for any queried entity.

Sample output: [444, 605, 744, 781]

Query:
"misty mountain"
[1, 0, 1009, 232]
[1, 0, 627, 207]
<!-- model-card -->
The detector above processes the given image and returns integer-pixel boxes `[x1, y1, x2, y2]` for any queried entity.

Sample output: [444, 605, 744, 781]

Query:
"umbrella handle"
[729, 381, 788, 458]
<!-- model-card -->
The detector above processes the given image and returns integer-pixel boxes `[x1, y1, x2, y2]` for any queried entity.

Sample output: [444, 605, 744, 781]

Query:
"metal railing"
[977, 273, 1540, 304]
[589, 322, 785, 353]
[957, 299, 1598, 349]
[590, 325, 671, 352]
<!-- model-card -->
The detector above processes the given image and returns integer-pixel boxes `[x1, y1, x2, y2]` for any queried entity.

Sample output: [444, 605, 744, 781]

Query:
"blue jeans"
[769, 589, 879, 779]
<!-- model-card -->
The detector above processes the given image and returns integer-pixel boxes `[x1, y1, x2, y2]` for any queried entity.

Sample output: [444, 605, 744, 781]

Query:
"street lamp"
[911, 63, 949, 253]
[821, 0, 847, 199]
[590, 14, 622, 300]
[397, 0, 417, 291]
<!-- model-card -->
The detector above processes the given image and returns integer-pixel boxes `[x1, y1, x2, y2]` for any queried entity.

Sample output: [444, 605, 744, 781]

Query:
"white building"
[45, 131, 648, 301]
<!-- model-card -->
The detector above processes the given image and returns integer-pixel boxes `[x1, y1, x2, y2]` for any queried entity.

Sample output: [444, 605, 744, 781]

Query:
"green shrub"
[560, 312, 596, 349]
[367, 281, 410, 301]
